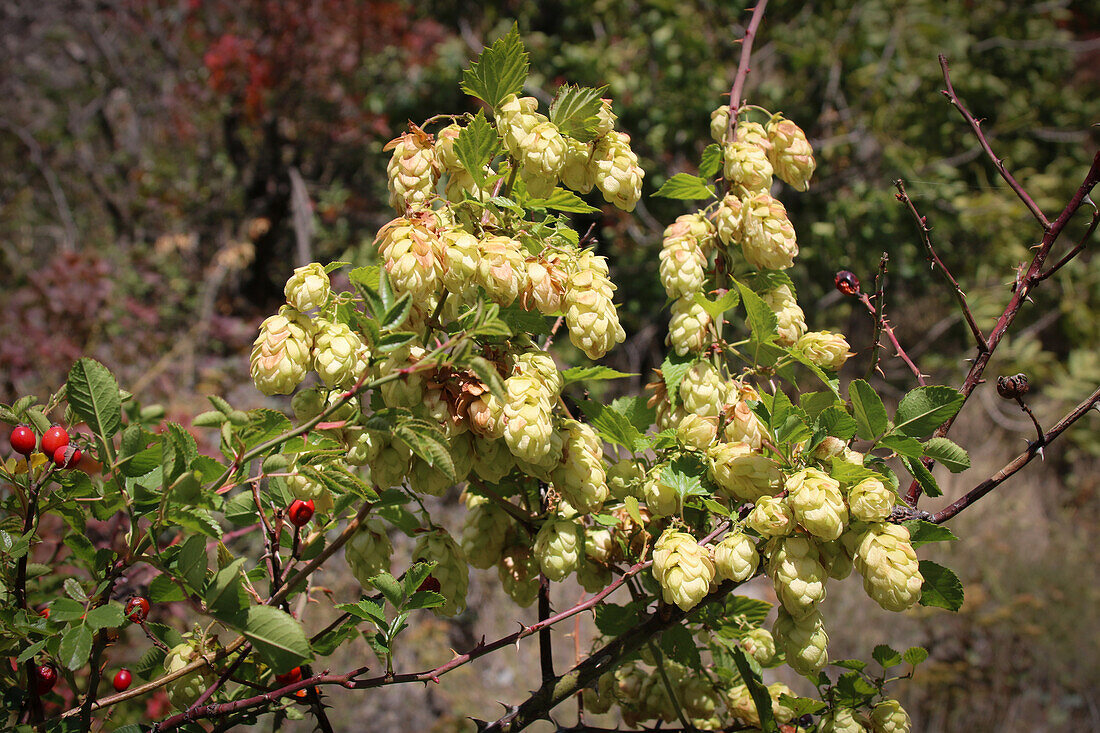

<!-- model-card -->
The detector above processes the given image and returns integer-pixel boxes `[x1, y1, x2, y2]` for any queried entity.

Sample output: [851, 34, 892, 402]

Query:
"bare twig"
[1036, 206, 1099, 281]
[939, 55, 1051, 230]
[932, 385, 1100, 523]
[856, 260, 927, 386]
[725, 0, 771, 140]
[894, 180, 989, 352]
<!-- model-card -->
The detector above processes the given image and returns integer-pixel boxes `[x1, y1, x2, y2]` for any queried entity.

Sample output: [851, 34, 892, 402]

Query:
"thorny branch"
[725, 0, 770, 139]
[856, 257, 927, 386]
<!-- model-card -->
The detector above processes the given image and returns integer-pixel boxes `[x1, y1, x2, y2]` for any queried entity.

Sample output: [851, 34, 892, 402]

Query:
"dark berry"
[40, 426, 69, 457]
[124, 596, 150, 624]
[10, 426, 36, 456]
[287, 499, 315, 527]
[834, 270, 860, 296]
[112, 668, 132, 692]
[417, 575, 441, 594]
[34, 663, 58, 695]
[997, 373, 1030, 400]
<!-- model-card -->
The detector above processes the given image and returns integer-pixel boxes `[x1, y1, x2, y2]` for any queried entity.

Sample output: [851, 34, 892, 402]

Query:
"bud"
[284, 263, 330, 312]
[723, 140, 773, 192]
[413, 529, 469, 617]
[652, 530, 716, 611]
[386, 131, 439, 212]
[740, 193, 798, 270]
[796, 331, 853, 372]
[773, 606, 829, 676]
[996, 373, 1030, 400]
[813, 436, 848, 461]
[852, 523, 923, 612]
[250, 307, 313, 395]
[746, 494, 795, 537]
[743, 627, 777, 666]
[345, 519, 393, 587]
[311, 319, 368, 389]
[848, 477, 895, 523]
[534, 517, 584, 581]
[762, 285, 807, 347]
[592, 131, 644, 211]
[785, 467, 848, 541]
[767, 117, 816, 191]
[767, 535, 828, 618]
[870, 698, 911, 733]
[710, 529, 759, 582]
[667, 297, 712, 356]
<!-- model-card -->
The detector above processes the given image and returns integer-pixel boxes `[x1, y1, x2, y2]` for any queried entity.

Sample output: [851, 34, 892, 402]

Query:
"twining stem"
[725, 0, 771, 142]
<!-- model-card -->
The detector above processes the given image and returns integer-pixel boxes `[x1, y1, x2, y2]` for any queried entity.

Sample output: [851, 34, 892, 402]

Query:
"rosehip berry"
[37, 606, 50, 620]
[287, 499, 315, 527]
[40, 426, 69, 457]
[834, 270, 860, 296]
[34, 663, 58, 695]
[124, 596, 150, 624]
[274, 666, 302, 686]
[417, 575, 441, 594]
[10, 426, 36, 456]
[52, 444, 81, 469]
[112, 668, 132, 692]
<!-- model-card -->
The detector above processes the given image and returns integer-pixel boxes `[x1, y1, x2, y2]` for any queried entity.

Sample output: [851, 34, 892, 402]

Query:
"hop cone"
[502, 374, 555, 464]
[786, 467, 849, 541]
[643, 466, 682, 517]
[797, 330, 853, 372]
[311, 319, 368, 388]
[386, 131, 438, 212]
[724, 400, 769, 451]
[607, 458, 644, 500]
[746, 494, 795, 537]
[477, 235, 528, 306]
[723, 139, 773, 192]
[762, 285, 808, 347]
[849, 477, 895, 522]
[767, 117, 816, 192]
[534, 517, 583, 581]
[284, 262, 330, 312]
[345, 519, 393, 587]
[659, 238, 706, 299]
[679, 361, 726, 418]
[743, 627, 777, 666]
[870, 699, 911, 733]
[498, 544, 540, 607]
[250, 307, 313, 396]
[461, 493, 513, 569]
[668, 297, 712, 356]
[560, 137, 596, 193]
[767, 534, 828, 618]
[773, 606, 829, 676]
[711, 529, 759, 582]
[413, 529, 468, 617]
[715, 194, 744, 245]
[710, 105, 730, 143]
[708, 441, 782, 502]
[592, 131, 644, 212]
[740, 193, 798, 270]
[551, 419, 608, 514]
[652, 530, 715, 611]
[164, 640, 215, 710]
[440, 227, 480, 295]
[818, 707, 869, 733]
[470, 435, 515, 483]
[565, 253, 625, 360]
[852, 523, 923, 612]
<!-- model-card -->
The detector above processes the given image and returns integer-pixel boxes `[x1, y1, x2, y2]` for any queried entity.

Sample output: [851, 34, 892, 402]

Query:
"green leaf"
[699, 143, 722, 178]
[176, 534, 208, 592]
[660, 352, 696, 406]
[577, 399, 645, 451]
[729, 645, 778, 732]
[560, 366, 636, 386]
[814, 405, 858, 441]
[918, 560, 964, 611]
[59, 624, 95, 670]
[381, 294, 413, 331]
[205, 558, 247, 624]
[369, 571, 405, 609]
[453, 111, 498, 186]
[893, 386, 965, 437]
[48, 598, 86, 623]
[461, 24, 529, 109]
[652, 173, 716, 200]
[402, 562, 436, 598]
[406, 590, 446, 610]
[661, 454, 708, 499]
[17, 640, 47, 665]
[66, 358, 123, 440]
[902, 455, 941, 497]
[922, 437, 971, 472]
[594, 601, 645, 637]
[549, 84, 607, 142]
[394, 420, 457, 483]
[497, 302, 551, 336]
[693, 289, 740, 320]
[149, 573, 185, 603]
[881, 434, 925, 459]
[527, 187, 599, 214]
[84, 603, 124, 631]
[904, 646, 930, 666]
[902, 520, 958, 548]
[734, 280, 778, 342]
[243, 605, 313, 673]
[872, 644, 903, 667]
[336, 599, 387, 625]
[659, 625, 702, 669]
[63, 578, 88, 602]
[609, 396, 656, 433]
[832, 659, 867, 672]
[623, 496, 643, 526]
[191, 410, 226, 428]
[848, 379, 887, 440]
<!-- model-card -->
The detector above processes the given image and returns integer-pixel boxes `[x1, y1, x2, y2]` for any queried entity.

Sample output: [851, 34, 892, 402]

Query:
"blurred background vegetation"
[2, 0, 1099, 730]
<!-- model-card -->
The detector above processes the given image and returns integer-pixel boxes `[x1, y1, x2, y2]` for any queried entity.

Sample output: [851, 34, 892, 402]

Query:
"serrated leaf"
[549, 84, 607, 141]
[902, 455, 941, 497]
[369, 572, 405, 609]
[337, 599, 387, 625]
[872, 644, 903, 667]
[833, 659, 868, 671]
[453, 110, 498, 186]
[560, 366, 636, 385]
[922, 437, 971, 472]
[205, 558, 247, 623]
[700, 143, 722, 178]
[652, 173, 716, 200]
[84, 603, 124, 631]
[59, 624, 94, 670]
[176, 534, 208, 592]
[881, 434, 925, 459]
[660, 625, 702, 669]
[894, 386, 965, 437]
[577, 399, 644, 451]
[461, 24, 529, 109]
[594, 601, 644, 637]
[394, 420, 457, 483]
[918, 560, 964, 611]
[609, 396, 656, 433]
[527, 187, 600, 214]
[734, 280, 778, 342]
[660, 352, 695, 406]
[63, 578, 87, 602]
[623, 496, 643, 526]
[148, 573, 185, 603]
[66, 358, 122, 440]
[17, 640, 47, 665]
[814, 405, 857, 441]
[904, 646, 929, 666]
[848, 379, 887, 440]
[902, 520, 957, 548]
[192, 410, 226, 428]
[693, 289, 740, 320]
[406, 590, 446, 610]
[381, 294, 413, 330]
[243, 605, 313, 673]
[497, 302, 551, 336]
[402, 562, 436, 598]
[661, 454, 708, 499]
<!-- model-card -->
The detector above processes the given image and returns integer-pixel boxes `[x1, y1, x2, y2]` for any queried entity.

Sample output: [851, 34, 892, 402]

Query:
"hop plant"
[785, 467, 849, 541]
[607, 458, 644, 500]
[250, 306, 313, 396]
[773, 606, 829, 676]
[311, 319, 368, 388]
[724, 400, 769, 451]
[284, 263, 330, 312]
[564, 252, 626, 359]
[163, 639, 215, 710]
[560, 137, 596, 193]
[707, 441, 783, 501]
[345, 519, 393, 587]
[740, 193, 799, 270]
[413, 529, 469, 617]
[668, 297, 713, 356]
[440, 227, 480, 295]
[818, 706, 870, 733]
[870, 698, 912, 733]
[514, 121, 568, 196]
[767, 116, 816, 191]
[709, 105, 730, 143]
[742, 627, 777, 666]
[501, 374, 555, 464]
[652, 530, 715, 611]
[723, 139, 774, 192]
[848, 477, 895, 523]
[852, 523, 924, 612]
[534, 516, 584, 581]
[643, 465, 682, 517]
[767, 535, 829, 618]
[676, 413, 717, 451]
[551, 419, 608, 513]
[523, 253, 570, 314]
[715, 193, 744, 246]
[679, 361, 726, 418]
[762, 284, 808, 347]
[592, 130, 644, 211]
[659, 238, 707, 299]
[498, 544, 540, 607]
[746, 494, 795, 537]
[711, 529, 759, 582]
[460, 493, 513, 569]
[386, 130, 439, 211]
[798, 331, 854, 372]
[477, 235, 528, 306]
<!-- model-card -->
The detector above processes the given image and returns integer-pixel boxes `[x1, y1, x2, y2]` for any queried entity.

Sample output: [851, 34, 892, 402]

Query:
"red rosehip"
[34, 663, 58, 695]
[124, 596, 150, 624]
[274, 666, 302, 686]
[417, 575, 441, 594]
[834, 270, 860, 296]
[287, 499, 315, 527]
[52, 444, 81, 469]
[37, 606, 50, 620]
[10, 426, 36, 456]
[112, 668, 132, 692]
[40, 426, 69, 457]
